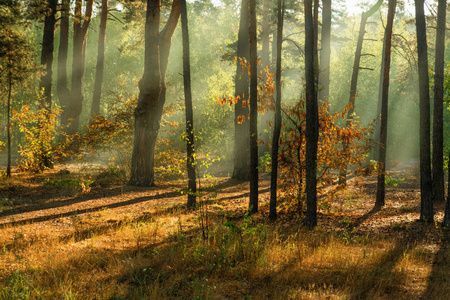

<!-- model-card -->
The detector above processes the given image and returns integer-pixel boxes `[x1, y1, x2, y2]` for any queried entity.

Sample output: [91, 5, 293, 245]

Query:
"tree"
[58, 0, 94, 136]
[432, 0, 446, 203]
[129, 0, 180, 186]
[91, 0, 109, 118]
[233, 0, 250, 180]
[339, 0, 383, 185]
[375, 0, 396, 208]
[415, 0, 433, 223]
[304, 0, 318, 227]
[39, 0, 57, 109]
[248, 0, 259, 213]
[318, 0, 331, 103]
[180, 0, 197, 209]
[269, 0, 284, 221]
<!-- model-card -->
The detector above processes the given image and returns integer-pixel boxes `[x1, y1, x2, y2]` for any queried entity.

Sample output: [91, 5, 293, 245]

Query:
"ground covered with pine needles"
[1, 163, 449, 299]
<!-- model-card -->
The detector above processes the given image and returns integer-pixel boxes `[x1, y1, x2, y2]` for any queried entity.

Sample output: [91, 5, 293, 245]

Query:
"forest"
[2, 0, 450, 298]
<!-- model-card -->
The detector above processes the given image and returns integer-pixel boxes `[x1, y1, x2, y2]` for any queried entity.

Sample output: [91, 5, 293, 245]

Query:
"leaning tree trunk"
[339, 0, 383, 185]
[233, 0, 251, 180]
[415, 0, 433, 223]
[318, 0, 331, 103]
[432, 0, 446, 203]
[180, 0, 197, 209]
[129, 0, 180, 187]
[269, 0, 284, 221]
[39, 0, 57, 109]
[248, 0, 259, 213]
[91, 0, 109, 118]
[375, 0, 396, 208]
[304, 0, 318, 228]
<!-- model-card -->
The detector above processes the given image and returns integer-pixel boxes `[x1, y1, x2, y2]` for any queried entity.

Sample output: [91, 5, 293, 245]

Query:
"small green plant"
[385, 175, 405, 187]
[259, 152, 271, 173]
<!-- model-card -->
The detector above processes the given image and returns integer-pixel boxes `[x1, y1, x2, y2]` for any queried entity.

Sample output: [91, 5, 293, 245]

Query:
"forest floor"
[1, 162, 450, 299]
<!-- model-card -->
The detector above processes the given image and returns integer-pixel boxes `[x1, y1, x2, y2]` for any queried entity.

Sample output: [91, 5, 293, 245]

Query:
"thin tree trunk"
[269, 0, 284, 221]
[39, 0, 57, 109]
[432, 0, 446, 203]
[91, 0, 109, 118]
[415, 0, 433, 222]
[249, 0, 258, 213]
[233, 0, 251, 180]
[376, 0, 396, 208]
[313, 0, 319, 83]
[181, 0, 197, 209]
[305, 0, 318, 227]
[6, 71, 12, 178]
[339, 0, 383, 185]
[57, 0, 70, 122]
[318, 0, 331, 103]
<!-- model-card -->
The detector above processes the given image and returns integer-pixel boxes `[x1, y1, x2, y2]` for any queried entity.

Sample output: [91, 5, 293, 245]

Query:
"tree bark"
[181, 0, 197, 209]
[305, 0, 318, 227]
[432, 0, 446, 203]
[129, 0, 180, 186]
[376, 0, 396, 208]
[60, 0, 93, 136]
[91, 0, 109, 118]
[6, 71, 12, 178]
[39, 0, 57, 109]
[233, 0, 251, 180]
[249, 0, 258, 213]
[415, 0, 433, 223]
[269, 0, 284, 221]
[57, 0, 70, 115]
[318, 0, 331, 103]
[339, 0, 383, 185]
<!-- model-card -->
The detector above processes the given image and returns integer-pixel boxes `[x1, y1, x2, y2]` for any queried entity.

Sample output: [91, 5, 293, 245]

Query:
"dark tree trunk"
[60, 0, 93, 136]
[248, 0, 258, 213]
[129, 0, 180, 187]
[91, 0, 109, 118]
[129, 0, 162, 187]
[6, 71, 12, 178]
[415, 0, 433, 223]
[233, 0, 251, 180]
[57, 0, 70, 114]
[313, 0, 319, 83]
[304, 0, 318, 227]
[181, 0, 197, 209]
[318, 0, 331, 103]
[432, 0, 446, 203]
[269, 0, 284, 221]
[375, 0, 396, 208]
[39, 0, 57, 109]
[339, 0, 382, 185]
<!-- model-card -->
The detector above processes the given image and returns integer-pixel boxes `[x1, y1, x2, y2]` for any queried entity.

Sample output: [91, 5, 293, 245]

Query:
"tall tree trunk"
[376, 0, 396, 208]
[129, 0, 161, 187]
[6, 71, 12, 178]
[269, 0, 284, 221]
[57, 0, 70, 115]
[233, 0, 251, 180]
[181, 0, 197, 209]
[249, 0, 258, 213]
[91, 0, 109, 118]
[318, 0, 331, 103]
[432, 0, 446, 203]
[415, 0, 433, 223]
[339, 0, 383, 185]
[313, 0, 319, 83]
[60, 0, 93, 136]
[129, 0, 180, 187]
[305, 0, 318, 227]
[39, 0, 57, 109]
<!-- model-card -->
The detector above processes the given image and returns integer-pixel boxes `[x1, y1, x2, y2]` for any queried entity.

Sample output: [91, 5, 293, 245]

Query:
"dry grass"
[1, 165, 449, 299]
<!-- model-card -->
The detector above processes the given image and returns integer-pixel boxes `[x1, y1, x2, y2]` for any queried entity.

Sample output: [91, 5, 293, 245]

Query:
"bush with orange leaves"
[278, 100, 374, 212]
